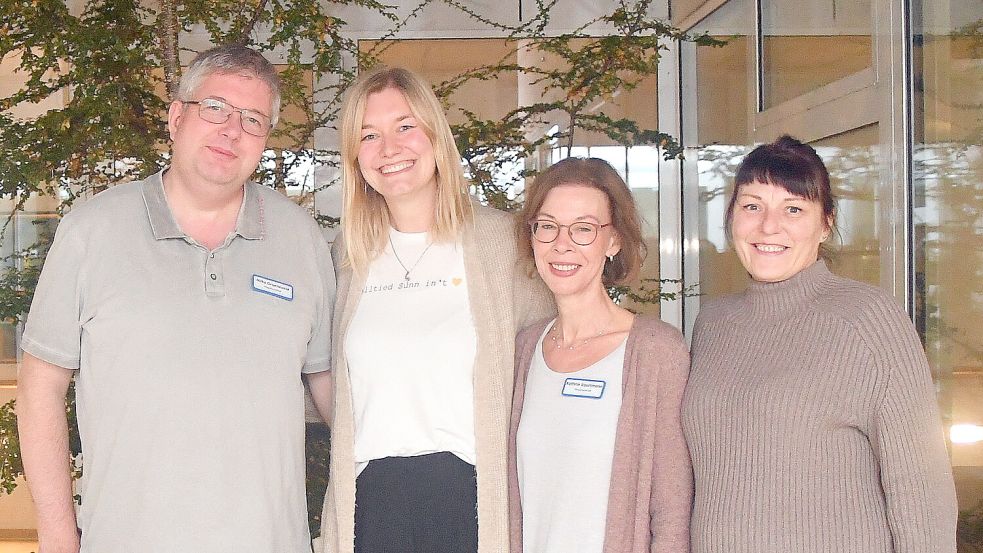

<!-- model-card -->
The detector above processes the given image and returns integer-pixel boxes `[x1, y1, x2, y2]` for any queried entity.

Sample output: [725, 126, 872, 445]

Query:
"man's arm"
[305, 370, 334, 426]
[16, 352, 80, 553]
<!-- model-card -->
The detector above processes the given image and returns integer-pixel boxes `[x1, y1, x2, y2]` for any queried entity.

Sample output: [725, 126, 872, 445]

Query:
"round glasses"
[183, 98, 272, 137]
[529, 219, 611, 246]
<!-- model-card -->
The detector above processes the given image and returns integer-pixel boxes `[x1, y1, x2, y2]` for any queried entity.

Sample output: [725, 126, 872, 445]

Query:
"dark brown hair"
[517, 157, 644, 286]
[726, 135, 837, 240]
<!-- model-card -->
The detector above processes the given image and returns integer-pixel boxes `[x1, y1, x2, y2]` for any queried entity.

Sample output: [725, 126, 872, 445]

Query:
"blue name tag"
[561, 377, 606, 399]
[252, 274, 294, 301]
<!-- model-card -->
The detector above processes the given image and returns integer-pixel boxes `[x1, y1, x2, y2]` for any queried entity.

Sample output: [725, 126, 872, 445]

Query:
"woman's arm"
[512, 266, 554, 329]
[866, 299, 958, 553]
[649, 331, 693, 553]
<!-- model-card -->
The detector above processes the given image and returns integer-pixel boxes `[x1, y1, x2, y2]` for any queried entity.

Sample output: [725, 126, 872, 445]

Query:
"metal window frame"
[663, 0, 913, 338]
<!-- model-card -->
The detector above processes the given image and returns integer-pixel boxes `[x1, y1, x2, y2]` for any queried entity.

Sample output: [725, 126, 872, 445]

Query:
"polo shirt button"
[210, 253, 215, 259]
[210, 273, 217, 280]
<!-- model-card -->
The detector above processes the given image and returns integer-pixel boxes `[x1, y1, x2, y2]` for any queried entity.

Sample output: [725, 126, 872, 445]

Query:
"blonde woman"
[308, 66, 551, 553]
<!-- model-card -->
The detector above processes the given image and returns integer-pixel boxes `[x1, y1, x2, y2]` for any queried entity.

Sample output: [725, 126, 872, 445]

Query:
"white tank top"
[516, 323, 625, 553]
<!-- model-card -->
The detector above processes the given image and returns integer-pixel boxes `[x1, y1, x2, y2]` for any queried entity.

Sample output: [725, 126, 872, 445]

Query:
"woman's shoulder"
[692, 292, 745, 326]
[816, 270, 908, 327]
[466, 203, 523, 263]
[627, 315, 690, 388]
[816, 276, 918, 351]
[629, 313, 687, 355]
[471, 202, 515, 229]
[517, 317, 552, 346]
[329, 232, 349, 270]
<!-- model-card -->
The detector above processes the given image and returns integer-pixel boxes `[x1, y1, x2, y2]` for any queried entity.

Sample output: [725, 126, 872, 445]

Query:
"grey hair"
[177, 44, 282, 127]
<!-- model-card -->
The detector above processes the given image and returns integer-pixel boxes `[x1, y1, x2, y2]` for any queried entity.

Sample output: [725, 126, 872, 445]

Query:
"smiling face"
[532, 184, 621, 300]
[167, 72, 272, 190]
[356, 87, 437, 208]
[730, 180, 831, 283]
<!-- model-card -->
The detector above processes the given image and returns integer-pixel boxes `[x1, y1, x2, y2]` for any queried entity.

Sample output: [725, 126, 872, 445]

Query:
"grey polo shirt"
[22, 171, 334, 553]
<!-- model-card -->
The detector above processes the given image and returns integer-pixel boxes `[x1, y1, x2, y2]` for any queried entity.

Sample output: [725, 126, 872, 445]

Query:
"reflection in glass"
[760, 0, 872, 108]
[810, 125, 880, 286]
[696, 144, 750, 299]
[0, 210, 59, 366]
[692, 0, 753, 301]
[912, 0, 983, 531]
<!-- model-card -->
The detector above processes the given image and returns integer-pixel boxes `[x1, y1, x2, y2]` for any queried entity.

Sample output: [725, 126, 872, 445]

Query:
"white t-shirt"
[516, 323, 625, 553]
[346, 228, 478, 472]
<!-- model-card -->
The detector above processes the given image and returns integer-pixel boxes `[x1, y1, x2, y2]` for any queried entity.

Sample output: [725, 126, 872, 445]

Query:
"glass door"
[912, 0, 983, 534]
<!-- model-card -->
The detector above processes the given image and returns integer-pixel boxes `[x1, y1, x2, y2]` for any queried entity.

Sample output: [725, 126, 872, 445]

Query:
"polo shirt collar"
[142, 169, 266, 241]
[234, 182, 265, 240]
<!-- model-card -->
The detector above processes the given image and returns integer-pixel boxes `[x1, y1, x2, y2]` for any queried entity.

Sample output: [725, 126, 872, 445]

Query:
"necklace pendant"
[404, 272, 410, 282]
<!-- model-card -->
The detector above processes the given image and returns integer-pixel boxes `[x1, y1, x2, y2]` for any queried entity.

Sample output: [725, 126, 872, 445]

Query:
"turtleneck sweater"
[681, 260, 957, 553]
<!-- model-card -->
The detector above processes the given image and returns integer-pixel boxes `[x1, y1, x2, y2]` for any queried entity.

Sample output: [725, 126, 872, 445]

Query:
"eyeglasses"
[529, 219, 611, 246]
[183, 98, 272, 137]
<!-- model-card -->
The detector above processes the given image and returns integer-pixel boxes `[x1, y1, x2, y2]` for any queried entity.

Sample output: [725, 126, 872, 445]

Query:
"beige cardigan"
[508, 315, 693, 553]
[318, 204, 552, 553]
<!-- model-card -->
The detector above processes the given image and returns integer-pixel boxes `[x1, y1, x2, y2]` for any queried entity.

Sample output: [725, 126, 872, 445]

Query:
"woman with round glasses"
[309, 66, 551, 553]
[682, 136, 957, 552]
[507, 157, 692, 553]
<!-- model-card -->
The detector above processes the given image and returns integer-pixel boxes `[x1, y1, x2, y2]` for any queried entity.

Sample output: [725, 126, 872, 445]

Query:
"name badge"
[252, 274, 294, 301]
[561, 378, 605, 399]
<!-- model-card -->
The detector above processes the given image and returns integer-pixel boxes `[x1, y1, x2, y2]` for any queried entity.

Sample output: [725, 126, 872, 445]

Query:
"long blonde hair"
[339, 66, 473, 274]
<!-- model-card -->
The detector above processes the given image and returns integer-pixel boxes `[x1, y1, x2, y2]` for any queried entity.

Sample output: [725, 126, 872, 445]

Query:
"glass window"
[0, 205, 16, 369]
[809, 124, 880, 287]
[760, 0, 872, 108]
[689, 0, 880, 302]
[912, 0, 983, 527]
[0, 203, 59, 381]
[691, 0, 754, 302]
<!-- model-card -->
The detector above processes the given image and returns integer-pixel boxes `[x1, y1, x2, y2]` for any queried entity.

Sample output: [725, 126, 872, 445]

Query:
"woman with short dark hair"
[508, 157, 693, 553]
[682, 135, 958, 552]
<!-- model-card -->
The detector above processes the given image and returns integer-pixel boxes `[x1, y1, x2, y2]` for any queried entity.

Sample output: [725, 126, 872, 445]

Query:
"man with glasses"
[16, 44, 334, 553]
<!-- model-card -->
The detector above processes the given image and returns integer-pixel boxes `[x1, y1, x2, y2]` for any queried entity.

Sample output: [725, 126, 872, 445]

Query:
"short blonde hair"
[339, 66, 473, 274]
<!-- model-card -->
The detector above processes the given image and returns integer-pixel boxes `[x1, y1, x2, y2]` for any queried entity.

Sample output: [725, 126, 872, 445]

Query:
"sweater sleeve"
[513, 264, 554, 329]
[863, 298, 958, 553]
[649, 328, 694, 553]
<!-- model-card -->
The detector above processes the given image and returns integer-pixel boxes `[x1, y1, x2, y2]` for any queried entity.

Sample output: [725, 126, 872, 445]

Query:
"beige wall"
[360, 38, 518, 127]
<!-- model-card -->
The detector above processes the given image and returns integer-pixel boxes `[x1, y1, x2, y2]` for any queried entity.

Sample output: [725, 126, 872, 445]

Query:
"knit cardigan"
[507, 315, 693, 553]
[681, 260, 958, 553]
[317, 204, 553, 553]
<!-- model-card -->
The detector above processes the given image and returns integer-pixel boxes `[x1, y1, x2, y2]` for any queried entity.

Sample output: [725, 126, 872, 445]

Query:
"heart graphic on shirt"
[452, 278, 463, 286]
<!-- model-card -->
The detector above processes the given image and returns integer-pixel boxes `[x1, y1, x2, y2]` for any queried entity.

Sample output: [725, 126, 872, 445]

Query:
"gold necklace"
[549, 321, 607, 350]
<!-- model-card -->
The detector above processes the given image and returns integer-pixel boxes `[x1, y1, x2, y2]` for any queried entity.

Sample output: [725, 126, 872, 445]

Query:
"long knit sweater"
[317, 204, 553, 553]
[508, 315, 693, 553]
[681, 260, 958, 553]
